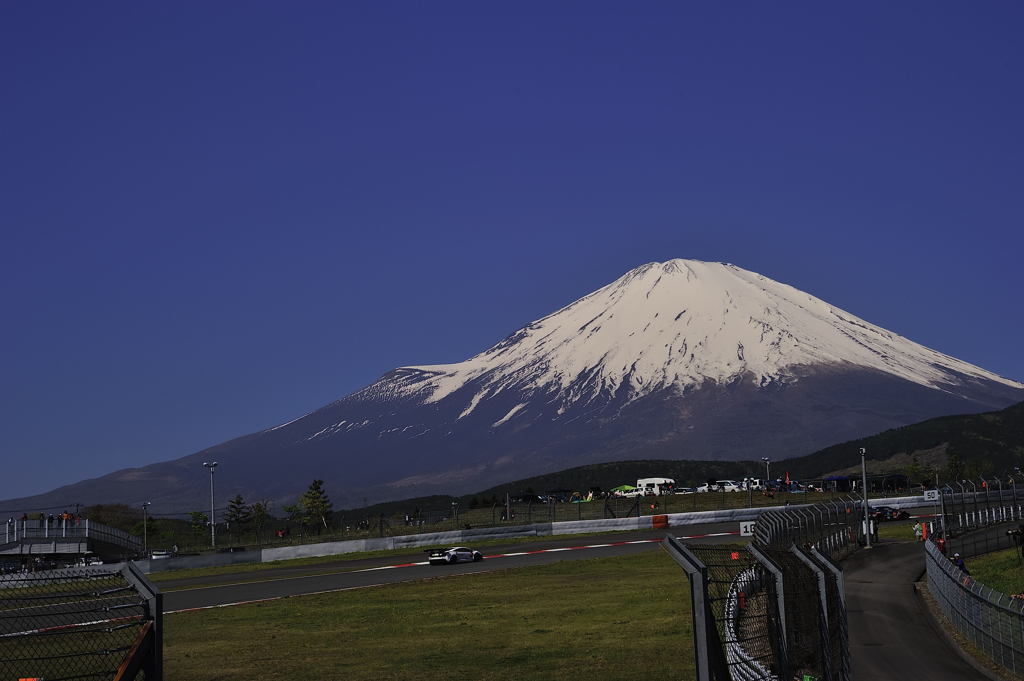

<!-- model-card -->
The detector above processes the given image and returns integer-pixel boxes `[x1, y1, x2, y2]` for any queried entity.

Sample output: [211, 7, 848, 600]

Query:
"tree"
[283, 503, 306, 540]
[225, 494, 251, 544]
[945, 449, 965, 482]
[249, 501, 271, 548]
[300, 480, 333, 533]
[189, 511, 209, 540]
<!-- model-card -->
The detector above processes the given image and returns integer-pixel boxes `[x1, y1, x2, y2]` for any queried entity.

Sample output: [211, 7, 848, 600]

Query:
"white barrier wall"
[552, 517, 643, 534]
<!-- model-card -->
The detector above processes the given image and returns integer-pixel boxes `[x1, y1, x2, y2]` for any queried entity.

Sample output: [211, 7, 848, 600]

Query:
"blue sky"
[2, 2, 1022, 502]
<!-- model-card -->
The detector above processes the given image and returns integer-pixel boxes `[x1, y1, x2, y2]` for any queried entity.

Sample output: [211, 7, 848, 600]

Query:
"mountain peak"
[399, 260, 1021, 412]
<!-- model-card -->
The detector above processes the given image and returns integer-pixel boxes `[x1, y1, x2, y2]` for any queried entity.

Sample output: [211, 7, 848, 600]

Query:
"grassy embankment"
[164, 550, 693, 681]
[968, 548, 1024, 596]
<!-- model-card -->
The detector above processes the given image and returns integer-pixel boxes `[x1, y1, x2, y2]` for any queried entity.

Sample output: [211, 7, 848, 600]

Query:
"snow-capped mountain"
[7, 260, 1023, 511]
[382, 259, 1017, 416]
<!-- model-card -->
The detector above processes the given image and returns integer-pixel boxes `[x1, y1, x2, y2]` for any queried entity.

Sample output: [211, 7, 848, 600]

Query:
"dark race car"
[870, 505, 910, 522]
[426, 546, 484, 566]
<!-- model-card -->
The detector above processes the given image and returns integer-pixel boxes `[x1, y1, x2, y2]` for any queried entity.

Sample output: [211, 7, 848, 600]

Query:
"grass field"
[164, 550, 693, 680]
[966, 548, 1024, 596]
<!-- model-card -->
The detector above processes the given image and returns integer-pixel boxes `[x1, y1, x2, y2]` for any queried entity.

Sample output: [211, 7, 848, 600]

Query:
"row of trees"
[189, 479, 334, 547]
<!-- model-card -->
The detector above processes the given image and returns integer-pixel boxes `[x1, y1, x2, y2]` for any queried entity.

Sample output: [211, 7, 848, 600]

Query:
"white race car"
[426, 546, 484, 565]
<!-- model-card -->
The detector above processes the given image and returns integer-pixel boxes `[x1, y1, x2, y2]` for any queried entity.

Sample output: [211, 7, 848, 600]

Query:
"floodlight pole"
[142, 502, 151, 557]
[203, 461, 218, 547]
[861, 448, 871, 548]
[761, 457, 771, 482]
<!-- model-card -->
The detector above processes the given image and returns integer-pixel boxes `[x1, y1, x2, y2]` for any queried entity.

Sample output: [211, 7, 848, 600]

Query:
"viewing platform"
[1, 517, 142, 561]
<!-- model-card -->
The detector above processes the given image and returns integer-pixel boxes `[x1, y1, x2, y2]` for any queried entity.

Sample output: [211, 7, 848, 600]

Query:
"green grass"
[877, 521, 919, 541]
[164, 550, 693, 681]
[967, 548, 1024, 596]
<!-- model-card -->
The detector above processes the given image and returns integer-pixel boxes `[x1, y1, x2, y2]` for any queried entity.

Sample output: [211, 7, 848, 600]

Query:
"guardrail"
[3, 518, 142, 556]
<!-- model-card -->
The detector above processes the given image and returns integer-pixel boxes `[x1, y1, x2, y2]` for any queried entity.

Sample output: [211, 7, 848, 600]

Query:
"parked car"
[674, 487, 696, 495]
[696, 480, 742, 493]
[426, 546, 484, 566]
[870, 506, 910, 522]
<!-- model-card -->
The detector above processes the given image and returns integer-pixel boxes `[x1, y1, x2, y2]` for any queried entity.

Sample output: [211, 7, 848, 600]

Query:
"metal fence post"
[662, 536, 714, 681]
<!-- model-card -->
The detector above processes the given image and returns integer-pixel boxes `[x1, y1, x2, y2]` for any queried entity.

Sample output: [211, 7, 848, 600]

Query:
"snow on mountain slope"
[385, 260, 1020, 419]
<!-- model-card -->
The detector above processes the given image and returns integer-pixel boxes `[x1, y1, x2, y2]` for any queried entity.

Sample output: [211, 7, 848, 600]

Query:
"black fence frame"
[0, 561, 162, 681]
[664, 497, 861, 681]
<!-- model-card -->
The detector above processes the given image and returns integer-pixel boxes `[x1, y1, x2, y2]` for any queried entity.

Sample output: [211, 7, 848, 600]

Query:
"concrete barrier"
[666, 508, 765, 527]
[262, 539, 370, 562]
[391, 531, 461, 548]
[462, 523, 551, 541]
[146, 549, 261, 573]
[552, 517, 644, 535]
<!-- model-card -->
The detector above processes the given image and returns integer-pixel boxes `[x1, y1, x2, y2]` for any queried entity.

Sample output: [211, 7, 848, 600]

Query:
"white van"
[636, 477, 676, 495]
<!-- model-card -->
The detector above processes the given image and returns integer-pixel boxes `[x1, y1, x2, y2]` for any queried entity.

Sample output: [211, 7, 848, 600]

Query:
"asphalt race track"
[161, 523, 742, 613]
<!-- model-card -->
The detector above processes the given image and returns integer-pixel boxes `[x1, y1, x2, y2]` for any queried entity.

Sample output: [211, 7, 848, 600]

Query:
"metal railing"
[3, 518, 142, 556]
[913, 484, 1024, 677]
[936, 485, 1024, 556]
[925, 537, 1024, 676]
[0, 561, 162, 680]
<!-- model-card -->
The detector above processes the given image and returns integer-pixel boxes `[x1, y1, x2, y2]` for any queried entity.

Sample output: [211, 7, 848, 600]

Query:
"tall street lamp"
[203, 461, 218, 547]
[142, 502, 151, 558]
[860, 447, 871, 548]
[761, 457, 771, 482]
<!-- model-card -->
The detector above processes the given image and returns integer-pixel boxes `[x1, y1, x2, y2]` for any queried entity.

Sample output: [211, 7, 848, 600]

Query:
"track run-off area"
[161, 525, 742, 614]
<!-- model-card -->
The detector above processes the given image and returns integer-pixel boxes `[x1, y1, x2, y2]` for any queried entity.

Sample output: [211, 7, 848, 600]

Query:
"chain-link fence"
[754, 498, 863, 563]
[924, 536, 1024, 676]
[915, 483, 1024, 678]
[0, 562, 162, 681]
[664, 498, 861, 681]
[936, 484, 1024, 558]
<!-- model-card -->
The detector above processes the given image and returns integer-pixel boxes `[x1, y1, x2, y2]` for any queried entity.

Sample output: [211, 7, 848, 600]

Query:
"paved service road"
[161, 524, 742, 613]
[845, 540, 991, 681]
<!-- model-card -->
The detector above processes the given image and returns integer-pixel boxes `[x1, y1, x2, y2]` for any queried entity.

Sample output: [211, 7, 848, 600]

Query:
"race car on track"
[426, 546, 484, 565]
[870, 505, 910, 522]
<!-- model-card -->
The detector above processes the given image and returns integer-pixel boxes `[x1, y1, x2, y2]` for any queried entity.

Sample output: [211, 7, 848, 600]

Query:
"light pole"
[203, 461, 218, 547]
[761, 457, 771, 482]
[142, 502, 150, 558]
[965, 479, 979, 529]
[860, 447, 871, 548]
